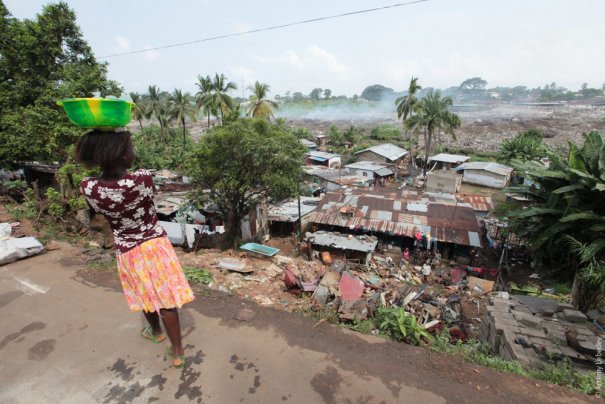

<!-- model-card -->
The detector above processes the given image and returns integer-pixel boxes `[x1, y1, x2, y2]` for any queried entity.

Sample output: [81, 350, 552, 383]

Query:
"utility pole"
[297, 177, 303, 242]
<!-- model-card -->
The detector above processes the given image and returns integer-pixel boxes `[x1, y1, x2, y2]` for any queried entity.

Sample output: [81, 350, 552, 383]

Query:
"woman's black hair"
[75, 129, 133, 172]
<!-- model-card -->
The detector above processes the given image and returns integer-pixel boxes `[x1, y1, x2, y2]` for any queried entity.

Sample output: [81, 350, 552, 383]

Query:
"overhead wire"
[97, 0, 428, 59]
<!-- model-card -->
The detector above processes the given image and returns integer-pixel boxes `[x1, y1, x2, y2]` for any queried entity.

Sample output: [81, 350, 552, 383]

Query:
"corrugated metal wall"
[462, 170, 507, 188]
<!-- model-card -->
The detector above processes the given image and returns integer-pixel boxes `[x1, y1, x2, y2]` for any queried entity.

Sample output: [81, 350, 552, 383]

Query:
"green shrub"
[375, 307, 432, 345]
[182, 267, 213, 285]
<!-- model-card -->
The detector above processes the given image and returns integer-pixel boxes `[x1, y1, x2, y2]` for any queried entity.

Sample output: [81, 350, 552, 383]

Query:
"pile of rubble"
[179, 239, 503, 342]
[479, 293, 603, 369]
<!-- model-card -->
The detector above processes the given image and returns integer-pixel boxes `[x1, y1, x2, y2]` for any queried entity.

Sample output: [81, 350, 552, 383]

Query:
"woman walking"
[76, 130, 194, 368]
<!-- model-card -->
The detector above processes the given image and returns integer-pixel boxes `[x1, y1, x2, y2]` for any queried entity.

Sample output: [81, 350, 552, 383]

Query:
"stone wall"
[478, 293, 598, 369]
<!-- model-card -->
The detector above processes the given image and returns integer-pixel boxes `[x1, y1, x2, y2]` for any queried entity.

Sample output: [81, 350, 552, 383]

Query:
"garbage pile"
[272, 247, 501, 341]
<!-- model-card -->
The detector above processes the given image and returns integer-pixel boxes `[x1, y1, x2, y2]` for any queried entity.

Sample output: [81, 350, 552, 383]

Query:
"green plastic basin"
[57, 98, 134, 129]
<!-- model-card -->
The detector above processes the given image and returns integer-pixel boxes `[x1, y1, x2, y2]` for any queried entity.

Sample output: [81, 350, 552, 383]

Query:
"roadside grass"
[429, 330, 598, 395]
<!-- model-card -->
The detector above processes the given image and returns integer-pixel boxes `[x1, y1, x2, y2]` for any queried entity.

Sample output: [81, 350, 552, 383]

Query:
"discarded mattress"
[0, 237, 45, 265]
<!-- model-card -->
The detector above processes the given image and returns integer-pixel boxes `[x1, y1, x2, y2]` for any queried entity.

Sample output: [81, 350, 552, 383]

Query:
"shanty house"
[308, 189, 483, 258]
[299, 138, 317, 151]
[315, 134, 327, 146]
[354, 143, 408, 166]
[307, 151, 341, 168]
[344, 161, 395, 180]
[267, 197, 320, 236]
[456, 162, 514, 189]
[426, 171, 462, 193]
[302, 166, 372, 193]
[429, 153, 470, 171]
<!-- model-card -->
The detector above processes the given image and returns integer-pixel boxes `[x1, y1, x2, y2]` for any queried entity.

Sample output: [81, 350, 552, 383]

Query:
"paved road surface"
[0, 245, 595, 403]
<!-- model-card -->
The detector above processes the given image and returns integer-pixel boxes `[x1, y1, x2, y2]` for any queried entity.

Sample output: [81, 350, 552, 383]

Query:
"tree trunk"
[225, 208, 241, 250]
[181, 117, 186, 148]
[423, 129, 431, 176]
[570, 273, 581, 308]
[138, 118, 143, 131]
[207, 110, 210, 128]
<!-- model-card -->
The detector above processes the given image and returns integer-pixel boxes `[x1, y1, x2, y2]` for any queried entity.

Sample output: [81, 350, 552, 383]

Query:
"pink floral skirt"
[116, 236, 194, 313]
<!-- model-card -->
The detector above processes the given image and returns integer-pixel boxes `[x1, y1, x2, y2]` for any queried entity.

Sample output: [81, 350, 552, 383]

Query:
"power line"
[98, 0, 428, 59]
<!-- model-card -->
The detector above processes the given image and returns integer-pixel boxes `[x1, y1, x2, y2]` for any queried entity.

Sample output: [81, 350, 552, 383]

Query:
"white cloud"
[112, 35, 131, 53]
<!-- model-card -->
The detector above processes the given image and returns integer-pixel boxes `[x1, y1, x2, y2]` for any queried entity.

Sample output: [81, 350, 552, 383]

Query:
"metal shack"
[354, 143, 408, 166]
[428, 153, 470, 171]
[426, 171, 462, 193]
[306, 151, 341, 168]
[456, 162, 514, 189]
[308, 189, 483, 257]
[267, 197, 320, 236]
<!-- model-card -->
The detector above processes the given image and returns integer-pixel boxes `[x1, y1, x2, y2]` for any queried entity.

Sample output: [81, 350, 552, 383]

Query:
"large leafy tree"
[195, 74, 214, 128]
[509, 131, 605, 310]
[395, 77, 422, 141]
[168, 89, 197, 147]
[406, 90, 461, 175]
[187, 118, 306, 247]
[247, 81, 277, 120]
[210, 73, 237, 124]
[0, 1, 121, 165]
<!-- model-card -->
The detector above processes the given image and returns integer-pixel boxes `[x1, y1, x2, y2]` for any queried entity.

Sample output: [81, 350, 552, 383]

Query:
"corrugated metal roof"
[375, 167, 395, 176]
[310, 231, 378, 253]
[456, 195, 494, 212]
[457, 162, 513, 176]
[345, 161, 390, 172]
[267, 197, 320, 222]
[308, 151, 340, 159]
[355, 143, 408, 161]
[429, 153, 470, 164]
[308, 190, 482, 247]
[300, 139, 316, 147]
[302, 166, 371, 186]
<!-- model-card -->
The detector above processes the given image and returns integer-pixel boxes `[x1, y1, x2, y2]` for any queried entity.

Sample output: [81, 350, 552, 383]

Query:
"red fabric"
[81, 169, 166, 253]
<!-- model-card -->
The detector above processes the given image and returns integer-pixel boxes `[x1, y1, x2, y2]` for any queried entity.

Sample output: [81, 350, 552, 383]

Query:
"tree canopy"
[361, 84, 395, 102]
[187, 118, 306, 246]
[508, 131, 605, 310]
[499, 129, 548, 163]
[0, 1, 121, 165]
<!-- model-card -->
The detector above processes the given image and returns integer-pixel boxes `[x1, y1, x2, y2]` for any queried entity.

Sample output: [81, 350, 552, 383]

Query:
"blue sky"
[5, 0, 605, 97]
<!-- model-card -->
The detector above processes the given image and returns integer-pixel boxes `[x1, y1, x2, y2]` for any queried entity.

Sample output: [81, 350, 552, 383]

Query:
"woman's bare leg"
[160, 308, 184, 361]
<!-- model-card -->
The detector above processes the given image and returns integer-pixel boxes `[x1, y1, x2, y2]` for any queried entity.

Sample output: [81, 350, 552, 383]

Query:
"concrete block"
[560, 345, 589, 363]
[517, 325, 547, 339]
[528, 336, 558, 354]
[511, 311, 541, 329]
[562, 309, 587, 323]
[556, 303, 575, 312]
[512, 306, 533, 314]
[576, 335, 598, 352]
[543, 328, 568, 347]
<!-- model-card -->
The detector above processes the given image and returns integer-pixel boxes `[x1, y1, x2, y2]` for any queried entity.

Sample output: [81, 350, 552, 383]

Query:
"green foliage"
[361, 84, 395, 101]
[369, 124, 401, 141]
[5, 188, 38, 220]
[45, 187, 65, 219]
[132, 126, 193, 171]
[508, 131, 605, 310]
[499, 130, 547, 163]
[290, 127, 313, 140]
[183, 267, 213, 285]
[309, 88, 323, 100]
[344, 319, 374, 335]
[430, 331, 597, 395]
[0, 2, 122, 165]
[187, 118, 306, 246]
[247, 81, 278, 120]
[375, 307, 432, 345]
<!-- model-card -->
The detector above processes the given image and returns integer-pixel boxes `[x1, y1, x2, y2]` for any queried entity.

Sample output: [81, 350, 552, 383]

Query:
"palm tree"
[195, 75, 214, 128]
[169, 89, 197, 147]
[406, 90, 460, 175]
[395, 77, 422, 140]
[211, 73, 237, 124]
[147, 85, 165, 126]
[129, 92, 146, 131]
[247, 81, 278, 120]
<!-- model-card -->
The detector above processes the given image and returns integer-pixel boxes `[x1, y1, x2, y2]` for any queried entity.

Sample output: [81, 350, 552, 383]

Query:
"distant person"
[76, 130, 193, 368]
[422, 261, 432, 283]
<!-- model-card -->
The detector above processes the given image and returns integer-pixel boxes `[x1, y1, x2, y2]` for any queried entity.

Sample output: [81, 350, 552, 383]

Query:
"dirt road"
[0, 244, 596, 403]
